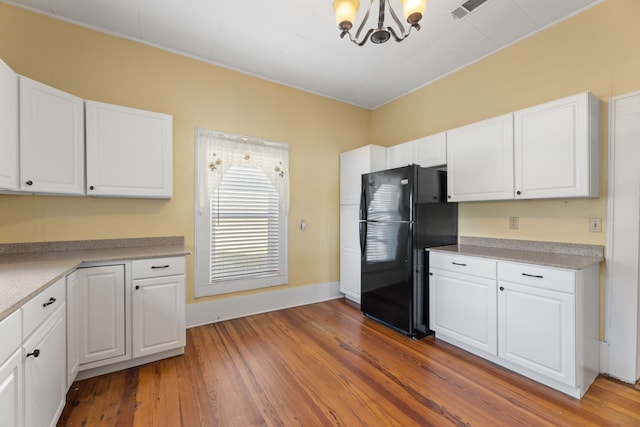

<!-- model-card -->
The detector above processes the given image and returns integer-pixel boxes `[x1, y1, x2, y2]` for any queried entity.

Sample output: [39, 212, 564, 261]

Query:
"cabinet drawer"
[22, 277, 65, 339]
[132, 257, 185, 279]
[429, 252, 496, 279]
[498, 262, 575, 294]
[0, 309, 22, 365]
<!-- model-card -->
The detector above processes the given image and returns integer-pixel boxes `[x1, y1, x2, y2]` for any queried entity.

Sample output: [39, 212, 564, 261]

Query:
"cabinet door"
[386, 142, 412, 168]
[132, 275, 185, 358]
[429, 269, 497, 355]
[85, 101, 173, 198]
[0, 58, 19, 191]
[446, 113, 514, 202]
[340, 205, 361, 303]
[65, 271, 80, 389]
[413, 133, 446, 168]
[19, 76, 84, 195]
[340, 145, 386, 205]
[498, 282, 576, 386]
[514, 92, 599, 199]
[23, 305, 66, 427]
[76, 265, 126, 366]
[0, 349, 23, 427]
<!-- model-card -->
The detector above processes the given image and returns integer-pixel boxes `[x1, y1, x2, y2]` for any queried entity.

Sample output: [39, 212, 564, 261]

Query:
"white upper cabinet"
[19, 76, 85, 195]
[0, 58, 19, 191]
[386, 133, 447, 169]
[386, 142, 412, 169]
[446, 113, 514, 202]
[413, 132, 447, 168]
[514, 92, 600, 199]
[85, 101, 173, 198]
[340, 145, 386, 205]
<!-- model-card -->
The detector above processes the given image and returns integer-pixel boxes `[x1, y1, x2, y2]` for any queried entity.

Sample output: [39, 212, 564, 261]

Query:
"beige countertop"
[0, 237, 190, 322]
[426, 236, 604, 270]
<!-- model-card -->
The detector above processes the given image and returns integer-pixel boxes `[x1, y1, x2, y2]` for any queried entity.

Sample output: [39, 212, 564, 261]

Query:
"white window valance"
[197, 129, 290, 213]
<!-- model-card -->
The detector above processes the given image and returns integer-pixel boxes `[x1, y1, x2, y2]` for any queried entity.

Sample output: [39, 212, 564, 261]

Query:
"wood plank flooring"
[57, 298, 640, 426]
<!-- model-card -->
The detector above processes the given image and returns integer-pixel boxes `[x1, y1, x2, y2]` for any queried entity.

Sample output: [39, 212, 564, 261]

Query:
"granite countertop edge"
[0, 237, 190, 322]
[427, 241, 604, 270]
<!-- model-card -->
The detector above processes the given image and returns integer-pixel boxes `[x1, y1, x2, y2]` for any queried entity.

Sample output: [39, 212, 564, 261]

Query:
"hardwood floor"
[58, 298, 640, 426]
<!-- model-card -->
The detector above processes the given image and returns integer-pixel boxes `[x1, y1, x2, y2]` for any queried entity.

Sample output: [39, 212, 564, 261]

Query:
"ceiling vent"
[451, 0, 489, 19]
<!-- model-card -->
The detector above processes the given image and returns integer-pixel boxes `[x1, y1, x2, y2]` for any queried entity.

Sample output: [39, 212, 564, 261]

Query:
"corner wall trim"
[186, 281, 342, 328]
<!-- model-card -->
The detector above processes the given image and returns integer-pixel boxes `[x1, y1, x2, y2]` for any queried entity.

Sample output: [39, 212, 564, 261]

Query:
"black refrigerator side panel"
[413, 168, 458, 335]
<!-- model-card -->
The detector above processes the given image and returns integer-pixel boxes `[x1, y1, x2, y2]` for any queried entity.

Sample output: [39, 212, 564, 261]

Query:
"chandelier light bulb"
[333, 0, 360, 30]
[400, 0, 427, 25]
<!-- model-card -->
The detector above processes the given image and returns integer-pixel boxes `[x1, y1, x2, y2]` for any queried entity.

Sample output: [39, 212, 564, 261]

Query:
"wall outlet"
[589, 217, 602, 233]
[509, 216, 519, 230]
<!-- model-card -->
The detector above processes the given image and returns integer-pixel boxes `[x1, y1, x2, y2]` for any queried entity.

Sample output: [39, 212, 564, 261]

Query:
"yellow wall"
[0, 3, 371, 303]
[373, 0, 640, 246]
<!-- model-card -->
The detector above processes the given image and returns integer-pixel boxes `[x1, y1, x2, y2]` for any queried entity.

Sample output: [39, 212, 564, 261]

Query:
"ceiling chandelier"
[333, 0, 427, 46]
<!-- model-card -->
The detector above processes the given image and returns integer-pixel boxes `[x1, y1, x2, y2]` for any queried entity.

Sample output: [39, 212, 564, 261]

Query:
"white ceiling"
[3, 0, 601, 109]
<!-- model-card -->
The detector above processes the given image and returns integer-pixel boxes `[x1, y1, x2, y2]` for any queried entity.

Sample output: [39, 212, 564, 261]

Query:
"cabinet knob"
[429, 272, 433, 276]
[516, 190, 521, 195]
[499, 286, 505, 291]
[89, 185, 94, 190]
[26, 180, 33, 186]
[447, 195, 451, 199]
[27, 349, 40, 358]
[135, 285, 140, 290]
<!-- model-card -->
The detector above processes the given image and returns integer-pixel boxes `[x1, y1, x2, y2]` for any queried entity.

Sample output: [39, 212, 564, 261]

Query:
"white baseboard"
[186, 281, 342, 328]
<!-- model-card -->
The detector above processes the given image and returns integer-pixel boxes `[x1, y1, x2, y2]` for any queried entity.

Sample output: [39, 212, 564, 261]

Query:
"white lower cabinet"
[498, 281, 575, 386]
[67, 257, 186, 382]
[76, 265, 127, 368]
[0, 349, 23, 427]
[23, 304, 66, 427]
[429, 251, 599, 398]
[339, 205, 361, 303]
[132, 271, 186, 359]
[65, 271, 80, 389]
[0, 309, 23, 427]
[429, 254, 497, 355]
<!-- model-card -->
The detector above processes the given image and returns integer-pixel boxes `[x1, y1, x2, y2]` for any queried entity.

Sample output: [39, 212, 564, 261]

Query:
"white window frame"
[194, 129, 289, 297]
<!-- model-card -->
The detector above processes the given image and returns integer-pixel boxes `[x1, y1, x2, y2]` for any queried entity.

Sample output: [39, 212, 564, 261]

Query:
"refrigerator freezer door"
[362, 167, 413, 222]
[361, 220, 413, 333]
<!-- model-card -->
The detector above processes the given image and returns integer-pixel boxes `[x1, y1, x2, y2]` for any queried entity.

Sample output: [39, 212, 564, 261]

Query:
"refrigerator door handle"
[359, 182, 367, 222]
[359, 221, 367, 253]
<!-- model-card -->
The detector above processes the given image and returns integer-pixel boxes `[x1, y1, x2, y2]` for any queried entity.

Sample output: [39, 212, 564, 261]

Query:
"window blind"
[210, 166, 280, 282]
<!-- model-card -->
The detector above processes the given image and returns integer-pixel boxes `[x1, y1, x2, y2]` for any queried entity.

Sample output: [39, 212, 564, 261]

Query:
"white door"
[498, 282, 576, 386]
[19, 76, 84, 195]
[65, 271, 80, 389]
[23, 305, 66, 427]
[0, 350, 23, 427]
[77, 265, 126, 366]
[0, 58, 19, 191]
[429, 269, 497, 355]
[132, 275, 186, 358]
[514, 92, 598, 199]
[85, 100, 173, 198]
[446, 113, 514, 202]
[340, 205, 361, 303]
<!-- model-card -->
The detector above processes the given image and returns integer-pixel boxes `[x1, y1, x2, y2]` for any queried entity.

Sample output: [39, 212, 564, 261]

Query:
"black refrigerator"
[359, 165, 457, 337]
